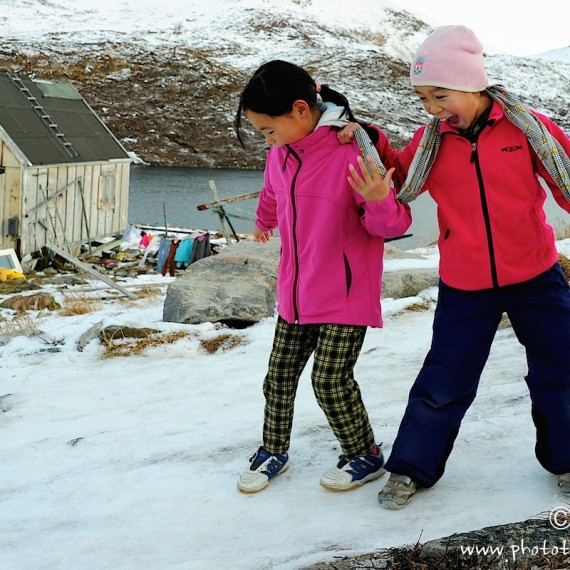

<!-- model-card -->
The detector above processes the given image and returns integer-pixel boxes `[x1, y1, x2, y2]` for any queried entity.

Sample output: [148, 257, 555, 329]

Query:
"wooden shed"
[0, 74, 131, 267]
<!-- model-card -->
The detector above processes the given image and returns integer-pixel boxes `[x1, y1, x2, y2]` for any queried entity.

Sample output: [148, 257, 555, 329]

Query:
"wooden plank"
[46, 244, 137, 298]
[24, 176, 80, 216]
[79, 236, 123, 258]
[196, 190, 261, 211]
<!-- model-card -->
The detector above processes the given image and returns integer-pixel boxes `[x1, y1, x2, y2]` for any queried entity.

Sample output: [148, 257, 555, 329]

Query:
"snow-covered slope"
[1, 0, 568, 167]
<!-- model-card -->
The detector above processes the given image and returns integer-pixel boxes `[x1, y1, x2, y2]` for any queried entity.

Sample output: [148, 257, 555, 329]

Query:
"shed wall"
[0, 142, 23, 254]
[21, 161, 130, 258]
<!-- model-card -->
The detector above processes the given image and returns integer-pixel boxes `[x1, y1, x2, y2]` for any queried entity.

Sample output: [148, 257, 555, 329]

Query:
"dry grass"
[390, 301, 432, 318]
[58, 293, 104, 316]
[100, 330, 188, 358]
[558, 252, 570, 280]
[120, 286, 164, 307]
[0, 313, 42, 335]
[200, 333, 243, 353]
[403, 301, 431, 312]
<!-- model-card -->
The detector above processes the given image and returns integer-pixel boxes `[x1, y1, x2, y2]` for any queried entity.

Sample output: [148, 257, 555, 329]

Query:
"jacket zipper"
[471, 141, 499, 288]
[286, 145, 302, 322]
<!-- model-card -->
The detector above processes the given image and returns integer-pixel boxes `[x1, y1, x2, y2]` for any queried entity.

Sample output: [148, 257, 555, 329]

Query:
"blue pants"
[385, 263, 570, 487]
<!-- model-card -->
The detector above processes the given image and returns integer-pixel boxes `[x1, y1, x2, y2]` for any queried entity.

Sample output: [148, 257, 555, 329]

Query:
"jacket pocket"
[343, 253, 352, 295]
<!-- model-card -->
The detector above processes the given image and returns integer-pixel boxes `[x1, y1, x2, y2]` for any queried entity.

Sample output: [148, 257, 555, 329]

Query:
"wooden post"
[77, 180, 93, 255]
[208, 180, 232, 245]
[163, 201, 169, 237]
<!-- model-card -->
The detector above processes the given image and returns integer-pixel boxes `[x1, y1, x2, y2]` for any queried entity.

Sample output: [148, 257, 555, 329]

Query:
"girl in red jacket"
[233, 60, 411, 493]
[347, 25, 570, 509]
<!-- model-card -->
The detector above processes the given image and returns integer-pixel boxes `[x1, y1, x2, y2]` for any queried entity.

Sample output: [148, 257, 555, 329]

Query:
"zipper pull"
[470, 142, 477, 163]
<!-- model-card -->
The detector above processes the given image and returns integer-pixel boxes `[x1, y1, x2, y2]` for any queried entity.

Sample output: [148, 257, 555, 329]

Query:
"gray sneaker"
[558, 473, 570, 493]
[378, 473, 418, 510]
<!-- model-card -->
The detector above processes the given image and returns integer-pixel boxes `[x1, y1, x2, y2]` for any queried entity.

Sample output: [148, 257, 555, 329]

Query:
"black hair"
[234, 60, 359, 147]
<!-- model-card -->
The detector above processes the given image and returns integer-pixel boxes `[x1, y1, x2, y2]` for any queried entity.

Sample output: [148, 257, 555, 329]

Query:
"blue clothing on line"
[156, 238, 172, 274]
[174, 238, 194, 268]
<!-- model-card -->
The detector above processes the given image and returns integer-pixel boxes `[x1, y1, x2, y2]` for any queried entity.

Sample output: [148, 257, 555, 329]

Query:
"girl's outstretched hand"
[253, 225, 274, 243]
[348, 155, 395, 202]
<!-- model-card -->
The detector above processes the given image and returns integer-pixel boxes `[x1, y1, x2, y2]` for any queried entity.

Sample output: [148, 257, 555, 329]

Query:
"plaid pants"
[262, 316, 376, 458]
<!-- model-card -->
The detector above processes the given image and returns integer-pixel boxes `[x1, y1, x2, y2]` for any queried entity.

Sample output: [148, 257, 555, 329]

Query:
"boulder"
[382, 268, 438, 299]
[163, 239, 280, 325]
[162, 238, 438, 326]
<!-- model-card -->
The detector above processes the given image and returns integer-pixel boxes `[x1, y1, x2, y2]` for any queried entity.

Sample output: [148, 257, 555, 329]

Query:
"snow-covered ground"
[2, 239, 570, 569]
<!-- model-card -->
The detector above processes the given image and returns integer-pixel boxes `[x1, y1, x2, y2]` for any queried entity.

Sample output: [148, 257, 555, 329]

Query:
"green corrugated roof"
[0, 74, 130, 165]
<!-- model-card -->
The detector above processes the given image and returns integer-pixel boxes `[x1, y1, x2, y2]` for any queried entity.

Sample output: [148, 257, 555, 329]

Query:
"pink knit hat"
[410, 25, 488, 92]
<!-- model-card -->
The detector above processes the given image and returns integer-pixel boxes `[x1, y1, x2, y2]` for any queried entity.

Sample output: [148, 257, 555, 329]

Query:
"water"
[128, 166, 263, 235]
[128, 166, 569, 249]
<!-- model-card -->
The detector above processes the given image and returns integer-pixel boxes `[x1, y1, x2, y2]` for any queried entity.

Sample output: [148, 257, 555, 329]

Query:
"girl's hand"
[253, 225, 274, 243]
[337, 122, 362, 144]
[348, 155, 395, 202]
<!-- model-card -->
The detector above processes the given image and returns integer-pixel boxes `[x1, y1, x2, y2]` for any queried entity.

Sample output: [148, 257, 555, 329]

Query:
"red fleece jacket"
[376, 101, 570, 290]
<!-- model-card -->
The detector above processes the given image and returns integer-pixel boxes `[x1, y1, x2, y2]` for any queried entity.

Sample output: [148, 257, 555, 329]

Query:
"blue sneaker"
[320, 445, 386, 491]
[237, 446, 290, 493]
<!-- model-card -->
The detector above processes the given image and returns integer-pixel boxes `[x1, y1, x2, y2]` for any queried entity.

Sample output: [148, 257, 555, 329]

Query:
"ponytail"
[317, 84, 356, 123]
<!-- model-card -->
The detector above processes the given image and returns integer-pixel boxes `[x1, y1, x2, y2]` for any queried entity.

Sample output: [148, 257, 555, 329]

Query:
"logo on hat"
[412, 57, 425, 75]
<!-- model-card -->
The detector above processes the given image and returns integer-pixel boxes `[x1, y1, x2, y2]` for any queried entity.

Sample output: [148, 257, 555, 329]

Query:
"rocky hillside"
[2, 1, 569, 169]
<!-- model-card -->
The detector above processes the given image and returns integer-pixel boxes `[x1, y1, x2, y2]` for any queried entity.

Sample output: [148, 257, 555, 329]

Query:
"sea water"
[128, 166, 569, 249]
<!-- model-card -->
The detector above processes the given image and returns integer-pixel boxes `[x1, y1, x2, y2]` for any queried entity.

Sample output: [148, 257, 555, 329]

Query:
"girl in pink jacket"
[346, 25, 570, 510]
[234, 60, 411, 493]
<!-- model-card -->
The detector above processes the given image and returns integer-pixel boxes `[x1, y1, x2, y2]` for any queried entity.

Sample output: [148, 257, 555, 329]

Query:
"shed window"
[99, 173, 116, 209]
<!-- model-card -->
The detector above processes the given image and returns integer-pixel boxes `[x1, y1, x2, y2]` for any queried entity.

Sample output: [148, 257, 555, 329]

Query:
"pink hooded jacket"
[376, 101, 570, 290]
[255, 124, 411, 327]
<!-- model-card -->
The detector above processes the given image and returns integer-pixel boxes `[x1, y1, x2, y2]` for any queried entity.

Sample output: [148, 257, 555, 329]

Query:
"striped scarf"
[353, 127, 387, 177]
[395, 85, 570, 204]
[315, 102, 391, 180]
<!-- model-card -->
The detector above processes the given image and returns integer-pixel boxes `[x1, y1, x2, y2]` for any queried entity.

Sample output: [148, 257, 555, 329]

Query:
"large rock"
[163, 239, 280, 325]
[382, 267, 438, 299]
[162, 238, 438, 326]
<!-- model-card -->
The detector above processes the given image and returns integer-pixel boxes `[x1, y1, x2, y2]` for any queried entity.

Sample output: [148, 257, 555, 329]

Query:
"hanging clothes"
[189, 233, 211, 265]
[162, 240, 181, 276]
[174, 238, 194, 269]
[139, 231, 153, 248]
[156, 238, 172, 274]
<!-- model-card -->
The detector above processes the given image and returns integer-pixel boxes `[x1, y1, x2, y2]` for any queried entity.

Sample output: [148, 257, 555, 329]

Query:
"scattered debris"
[76, 321, 104, 352]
